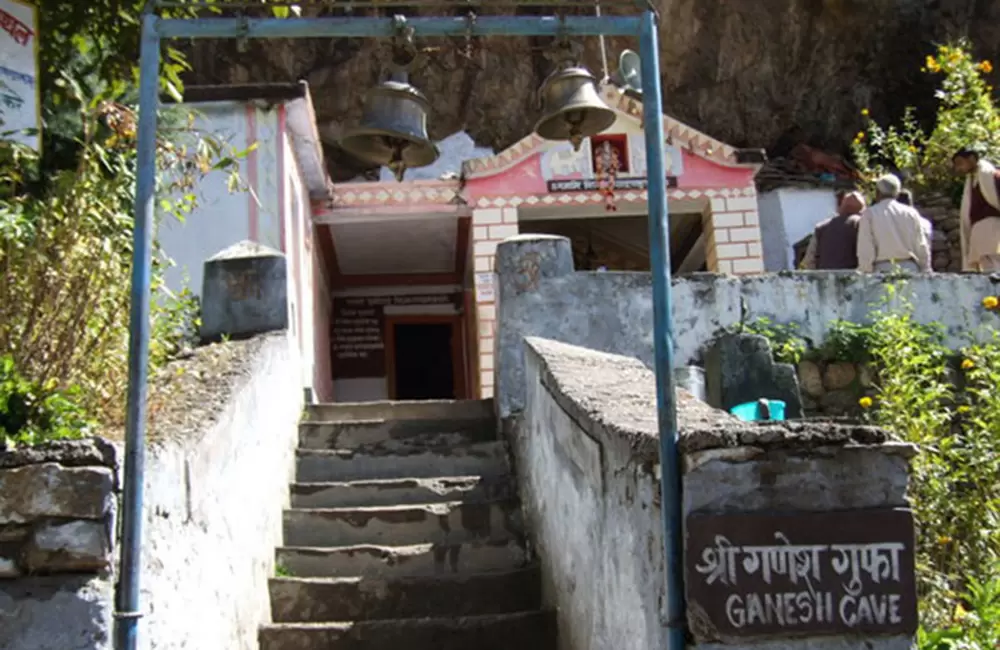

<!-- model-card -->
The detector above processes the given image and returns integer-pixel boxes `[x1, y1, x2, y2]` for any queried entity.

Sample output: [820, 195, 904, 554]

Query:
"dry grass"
[99, 334, 274, 443]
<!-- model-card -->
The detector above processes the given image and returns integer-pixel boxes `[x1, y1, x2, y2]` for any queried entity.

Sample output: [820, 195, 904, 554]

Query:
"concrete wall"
[1, 334, 304, 650]
[158, 100, 325, 401]
[757, 188, 837, 271]
[516, 339, 667, 650]
[495, 235, 1000, 417]
[514, 337, 916, 650]
[138, 333, 301, 650]
[157, 101, 254, 297]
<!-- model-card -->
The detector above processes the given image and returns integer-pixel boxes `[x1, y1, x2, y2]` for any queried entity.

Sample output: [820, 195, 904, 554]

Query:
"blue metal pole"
[156, 14, 641, 39]
[638, 7, 686, 650]
[114, 11, 160, 650]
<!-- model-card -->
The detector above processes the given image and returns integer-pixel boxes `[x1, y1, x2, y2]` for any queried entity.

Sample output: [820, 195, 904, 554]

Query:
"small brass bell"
[340, 77, 440, 182]
[534, 66, 617, 152]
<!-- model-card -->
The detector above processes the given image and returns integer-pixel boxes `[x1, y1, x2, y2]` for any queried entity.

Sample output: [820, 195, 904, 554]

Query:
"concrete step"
[305, 399, 494, 424]
[258, 610, 555, 650]
[299, 418, 496, 450]
[269, 567, 541, 622]
[290, 476, 514, 509]
[295, 442, 508, 483]
[276, 539, 528, 578]
[282, 500, 522, 547]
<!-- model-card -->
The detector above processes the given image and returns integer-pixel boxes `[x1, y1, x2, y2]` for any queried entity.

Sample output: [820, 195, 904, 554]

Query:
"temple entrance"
[386, 315, 463, 400]
[520, 212, 707, 274]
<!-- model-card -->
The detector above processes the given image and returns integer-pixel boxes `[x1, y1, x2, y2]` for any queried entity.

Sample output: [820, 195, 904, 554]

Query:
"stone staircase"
[258, 399, 555, 650]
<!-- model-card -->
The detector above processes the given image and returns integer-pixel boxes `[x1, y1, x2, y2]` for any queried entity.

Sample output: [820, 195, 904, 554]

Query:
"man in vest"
[857, 174, 931, 273]
[800, 190, 866, 270]
[954, 148, 1000, 272]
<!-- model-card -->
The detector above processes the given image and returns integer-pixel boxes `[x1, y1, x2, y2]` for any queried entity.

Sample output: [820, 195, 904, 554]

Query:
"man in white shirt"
[856, 174, 932, 273]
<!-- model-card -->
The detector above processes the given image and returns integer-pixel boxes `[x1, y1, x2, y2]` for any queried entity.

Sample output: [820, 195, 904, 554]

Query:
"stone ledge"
[0, 438, 118, 471]
[524, 337, 902, 462]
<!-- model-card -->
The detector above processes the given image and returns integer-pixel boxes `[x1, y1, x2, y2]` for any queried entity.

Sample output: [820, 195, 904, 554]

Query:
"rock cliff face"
[185, 0, 1000, 180]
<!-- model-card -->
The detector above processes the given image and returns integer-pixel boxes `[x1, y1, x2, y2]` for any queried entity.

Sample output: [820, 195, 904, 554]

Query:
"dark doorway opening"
[391, 322, 455, 400]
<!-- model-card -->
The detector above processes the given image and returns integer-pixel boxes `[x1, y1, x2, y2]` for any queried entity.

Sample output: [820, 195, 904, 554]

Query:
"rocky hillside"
[184, 0, 1000, 180]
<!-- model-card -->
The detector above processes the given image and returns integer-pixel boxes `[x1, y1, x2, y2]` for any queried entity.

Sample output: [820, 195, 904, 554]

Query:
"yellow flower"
[954, 603, 968, 621]
[983, 295, 999, 309]
[938, 535, 952, 545]
[856, 131, 865, 141]
[859, 396, 873, 409]
[958, 405, 971, 413]
[926, 55, 940, 72]
[962, 358, 975, 370]
[980, 60, 994, 74]
[908, 145, 917, 153]
[861, 108, 870, 117]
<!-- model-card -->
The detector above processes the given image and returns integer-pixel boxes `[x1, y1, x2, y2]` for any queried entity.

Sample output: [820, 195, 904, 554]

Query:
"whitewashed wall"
[758, 188, 838, 271]
[157, 99, 328, 401]
[157, 102, 255, 296]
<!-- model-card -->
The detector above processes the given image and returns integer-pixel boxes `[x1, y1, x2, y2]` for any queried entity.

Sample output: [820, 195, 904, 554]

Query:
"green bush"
[743, 284, 1000, 637]
[852, 40, 1000, 201]
[0, 355, 94, 446]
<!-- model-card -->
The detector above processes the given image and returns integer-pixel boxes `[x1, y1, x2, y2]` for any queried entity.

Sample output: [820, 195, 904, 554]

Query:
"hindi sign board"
[545, 176, 678, 193]
[0, 0, 39, 150]
[331, 293, 461, 379]
[685, 508, 917, 642]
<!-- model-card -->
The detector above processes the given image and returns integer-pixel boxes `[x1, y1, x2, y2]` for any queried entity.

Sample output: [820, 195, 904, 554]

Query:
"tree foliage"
[852, 40, 1000, 203]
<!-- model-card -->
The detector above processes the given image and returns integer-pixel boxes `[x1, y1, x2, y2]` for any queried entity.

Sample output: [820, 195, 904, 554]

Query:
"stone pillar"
[471, 207, 520, 398]
[495, 234, 575, 417]
[682, 425, 919, 649]
[705, 188, 765, 275]
[200, 240, 288, 343]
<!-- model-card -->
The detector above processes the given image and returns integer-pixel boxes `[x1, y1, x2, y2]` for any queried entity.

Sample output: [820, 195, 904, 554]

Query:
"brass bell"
[534, 66, 617, 152]
[340, 76, 440, 182]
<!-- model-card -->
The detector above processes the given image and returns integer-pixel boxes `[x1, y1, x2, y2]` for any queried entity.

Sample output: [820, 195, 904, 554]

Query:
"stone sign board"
[685, 508, 917, 642]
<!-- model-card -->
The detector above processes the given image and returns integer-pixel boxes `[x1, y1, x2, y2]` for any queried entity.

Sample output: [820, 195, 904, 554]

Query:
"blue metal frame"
[639, 10, 686, 649]
[118, 6, 683, 650]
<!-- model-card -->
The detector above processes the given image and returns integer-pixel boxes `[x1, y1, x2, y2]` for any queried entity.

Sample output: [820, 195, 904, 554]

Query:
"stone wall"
[0, 332, 303, 650]
[513, 337, 918, 650]
[495, 234, 1000, 418]
[0, 439, 119, 649]
[920, 196, 962, 273]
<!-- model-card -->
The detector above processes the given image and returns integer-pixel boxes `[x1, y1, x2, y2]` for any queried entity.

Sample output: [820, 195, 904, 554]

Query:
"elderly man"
[800, 190, 867, 270]
[953, 148, 1000, 272]
[856, 174, 931, 273]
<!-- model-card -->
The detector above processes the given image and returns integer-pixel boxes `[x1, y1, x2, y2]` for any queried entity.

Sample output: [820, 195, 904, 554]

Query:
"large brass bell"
[340, 75, 440, 182]
[534, 66, 617, 152]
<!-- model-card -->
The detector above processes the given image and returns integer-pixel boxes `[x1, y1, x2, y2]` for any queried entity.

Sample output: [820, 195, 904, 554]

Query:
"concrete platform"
[269, 567, 541, 622]
[305, 400, 494, 424]
[258, 611, 555, 650]
[276, 539, 528, 578]
[295, 442, 509, 482]
[298, 418, 496, 450]
[282, 500, 522, 547]
[290, 476, 513, 509]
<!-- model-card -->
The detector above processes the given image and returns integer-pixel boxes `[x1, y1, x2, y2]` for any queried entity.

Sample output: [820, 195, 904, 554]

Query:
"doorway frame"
[384, 313, 468, 400]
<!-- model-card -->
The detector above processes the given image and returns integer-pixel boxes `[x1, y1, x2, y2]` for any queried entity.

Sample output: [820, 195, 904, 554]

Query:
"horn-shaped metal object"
[534, 66, 617, 152]
[340, 74, 439, 182]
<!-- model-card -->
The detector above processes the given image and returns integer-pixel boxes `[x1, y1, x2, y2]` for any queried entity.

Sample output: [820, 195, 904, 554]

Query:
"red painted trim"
[455, 217, 471, 278]
[245, 104, 260, 242]
[277, 104, 288, 252]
